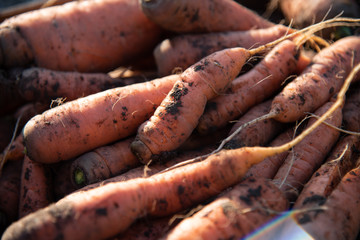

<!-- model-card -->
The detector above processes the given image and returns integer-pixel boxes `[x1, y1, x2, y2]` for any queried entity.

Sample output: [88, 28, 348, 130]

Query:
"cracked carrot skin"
[0, 0, 162, 72]
[23, 74, 180, 164]
[270, 36, 360, 123]
[131, 47, 251, 164]
[196, 39, 304, 135]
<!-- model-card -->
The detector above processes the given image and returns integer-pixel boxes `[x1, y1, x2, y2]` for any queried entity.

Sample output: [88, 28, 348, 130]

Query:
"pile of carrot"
[1, 0, 360, 239]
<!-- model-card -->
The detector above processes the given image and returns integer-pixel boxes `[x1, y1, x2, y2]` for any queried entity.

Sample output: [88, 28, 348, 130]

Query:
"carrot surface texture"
[23, 74, 180, 164]
[140, 0, 275, 33]
[0, 0, 162, 72]
[2, 60, 358, 240]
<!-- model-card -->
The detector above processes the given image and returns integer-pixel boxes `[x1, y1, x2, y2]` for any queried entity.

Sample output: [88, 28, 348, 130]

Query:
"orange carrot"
[164, 177, 289, 240]
[293, 134, 360, 209]
[140, 0, 275, 34]
[0, 0, 162, 72]
[22, 74, 180, 164]
[273, 99, 343, 201]
[18, 155, 53, 218]
[70, 137, 140, 188]
[294, 162, 360, 240]
[343, 82, 360, 132]
[224, 100, 286, 149]
[14, 67, 143, 103]
[154, 24, 294, 76]
[196, 39, 308, 135]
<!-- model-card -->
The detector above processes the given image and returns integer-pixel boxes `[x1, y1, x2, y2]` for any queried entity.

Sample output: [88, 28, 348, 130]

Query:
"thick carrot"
[269, 35, 360, 123]
[22, 74, 180, 164]
[14, 67, 140, 103]
[196, 39, 307, 135]
[244, 127, 295, 179]
[293, 134, 360, 209]
[18, 155, 53, 218]
[272, 100, 343, 201]
[140, 0, 275, 34]
[70, 137, 140, 188]
[343, 82, 360, 132]
[294, 163, 360, 240]
[224, 100, 286, 149]
[1, 61, 355, 239]
[163, 177, 289, 240]
[0, 0, 162, 72]
[154, 24, 294, 76]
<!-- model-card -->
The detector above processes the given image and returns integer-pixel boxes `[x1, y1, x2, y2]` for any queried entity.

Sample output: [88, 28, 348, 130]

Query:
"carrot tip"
[130, 140, 152, 164]
[73, 168, 86, 187]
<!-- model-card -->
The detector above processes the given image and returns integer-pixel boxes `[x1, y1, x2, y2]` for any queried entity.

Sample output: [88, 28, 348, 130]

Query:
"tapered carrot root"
[154, 24, 294, 76]
[244, 127, 295, 179]
[18, 156, 53, 218]
[196, 39, 304, 135]
[163, 177, 289, 240]
[0, 0, 162, 72]
[294, 163, 360, 240]
[131, 47, 251, 163]
[293, 134, 360, 209]
[70, 137, 140, 188]
[14, 67, 137, 103]
[270, 35, 360, 122]
[273, 100, 343, 201]
[140, 0, 274, 34]
[224, 100, 286, 149]
[23, 74, 180, 164]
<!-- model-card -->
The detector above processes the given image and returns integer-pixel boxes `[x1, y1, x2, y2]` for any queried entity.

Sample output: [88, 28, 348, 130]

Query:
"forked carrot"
[2, 61, 358, 240]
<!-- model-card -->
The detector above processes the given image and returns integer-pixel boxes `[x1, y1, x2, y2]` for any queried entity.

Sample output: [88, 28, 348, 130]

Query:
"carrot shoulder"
[23, 74, 180, 164]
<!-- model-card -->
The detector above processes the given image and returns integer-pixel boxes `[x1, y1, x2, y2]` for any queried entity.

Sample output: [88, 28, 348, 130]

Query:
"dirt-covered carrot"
[294, 162, 360, 240]
[23, 74, 180, 164]
[154, 24, 294, 76]
[0, 0, 162, 72]
[140, 0, 275, 34]
[163, 177, 289, 240]
[224, 100, 286, 149]
[293, 134, 360, 209]
[13, 67, 140, 103]
[343, 82, 360, 132]
[244, 127, 295, 179]
[273, 100, 343, 201]
[70, 137, 140, 188]
[0, 160, 22, 235]
[18, 155, 53, 218]
[196, 39, 307, 135]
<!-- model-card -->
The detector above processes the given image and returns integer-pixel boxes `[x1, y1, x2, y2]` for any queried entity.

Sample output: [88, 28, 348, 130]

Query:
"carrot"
[140, 0, 275, 34]
[293, 134, 360, 209]
[22, 74, 180, 164]
[294, 162, 360, 240]
[0, 0, 162, 72]
[163, 177, 289, 240]
[14, 67, 142, 103]
[279, 0, 360, 39]
[196, 39, 309, 135]
[12, 102, 48, 130]
[272, 99, 343, 201]
[70, 137, 140, 188]
[154, 24, 294, 76]
[50, 160, 78, 200]
[18, 155, 53, 218]
[2, 60, 354, 239]
[244, 127, 295, 179]
[224, 100, 287, 149]
[0, 160, 22, 235]
[343, 82, 360, 132]
[0, 134, 25, 166]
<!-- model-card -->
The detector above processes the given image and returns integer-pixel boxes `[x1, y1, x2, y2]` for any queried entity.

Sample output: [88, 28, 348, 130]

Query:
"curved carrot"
[70, 137, 140, 188]
[196, 39, 306, 135]
[164, 177, 289, 240]
[154, 24, 293, 76]
[0, 0, 162, 72]
[273, 100, 343, 201]
[23, 74, 180, 164]
[140, 0, 275, 34]
[18, 156, 53, 218]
